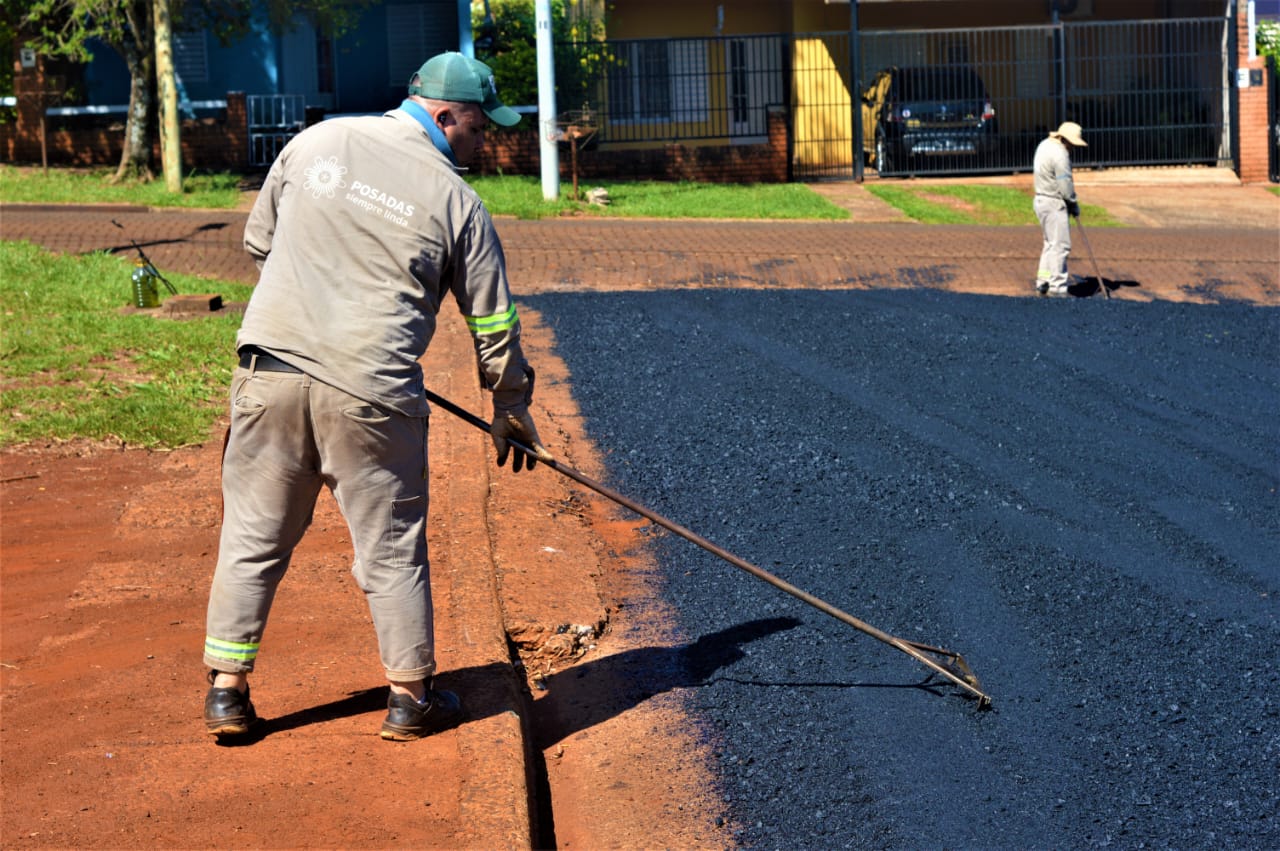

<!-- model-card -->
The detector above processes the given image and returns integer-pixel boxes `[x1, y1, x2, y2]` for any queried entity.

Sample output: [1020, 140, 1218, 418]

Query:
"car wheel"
[875, 128, 894, 175]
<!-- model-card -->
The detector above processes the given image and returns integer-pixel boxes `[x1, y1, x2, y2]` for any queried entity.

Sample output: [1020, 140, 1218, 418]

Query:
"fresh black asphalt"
[5, 201, 1276, 847]
[528, 287, 1279, 849]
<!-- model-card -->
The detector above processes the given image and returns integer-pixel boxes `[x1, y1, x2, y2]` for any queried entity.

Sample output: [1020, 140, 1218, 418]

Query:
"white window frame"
[610, 40, 708, 125]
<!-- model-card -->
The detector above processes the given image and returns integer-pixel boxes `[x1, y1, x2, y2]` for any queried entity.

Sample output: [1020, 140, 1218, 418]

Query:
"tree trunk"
[154, 0, 182, 192]
[112, 0, 156, 183]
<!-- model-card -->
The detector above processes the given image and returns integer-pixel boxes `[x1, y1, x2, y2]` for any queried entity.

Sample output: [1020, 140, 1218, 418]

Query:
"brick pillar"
[13, 92, 44, 163]
[1236, 8, 1271, 183]
[11, 47, 48, 164]
[225, 91, 249, 170]
[767, 105, 789, 183]
[664, 142, 683, 180]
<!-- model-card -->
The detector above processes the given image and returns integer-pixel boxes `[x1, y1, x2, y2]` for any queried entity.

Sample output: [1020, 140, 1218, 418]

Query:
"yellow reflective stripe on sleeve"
[205, 636, 260, 662]
[464, 304, 518, 335]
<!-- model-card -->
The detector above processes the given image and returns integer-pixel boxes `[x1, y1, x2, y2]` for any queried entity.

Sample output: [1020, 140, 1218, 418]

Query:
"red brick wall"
[0, 32, 769, 182]
[1237, 8, 1273, 184]
[2, 92, 250, 171]
[474, 106, 790, 184]
[7, 92, 788, 183]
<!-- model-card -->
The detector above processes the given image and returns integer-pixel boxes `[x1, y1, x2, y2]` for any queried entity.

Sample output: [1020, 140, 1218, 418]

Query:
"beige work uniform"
[204, 108, 531, 681]
[1033, 136, 1078, 292]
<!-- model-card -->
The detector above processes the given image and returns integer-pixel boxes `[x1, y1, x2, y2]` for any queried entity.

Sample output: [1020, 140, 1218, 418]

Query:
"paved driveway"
[3, 202, 1276, 304]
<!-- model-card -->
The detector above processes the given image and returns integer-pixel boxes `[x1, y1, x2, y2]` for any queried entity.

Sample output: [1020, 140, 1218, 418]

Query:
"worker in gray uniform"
[202, 51, 552, 742]
[1033, 121, 1087, 297]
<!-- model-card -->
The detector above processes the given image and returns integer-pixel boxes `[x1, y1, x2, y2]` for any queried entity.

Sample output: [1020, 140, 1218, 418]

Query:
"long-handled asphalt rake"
[1073, 213, 1110, 300]
[426, 389, 992, 710]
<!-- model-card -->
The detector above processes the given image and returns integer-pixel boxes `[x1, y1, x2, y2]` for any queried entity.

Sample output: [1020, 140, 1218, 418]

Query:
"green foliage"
[17, 0, 366, 61]
[472, 0, 609, 114]
[1, 1, 21, 87]
[0, 165, 246, 208]
[0, 2, 19, 123]
[18, 0, 124, 63]
[1258, 20, 1280, 64]
[0, 240, 255, 448]
[179, 0, 372, 45]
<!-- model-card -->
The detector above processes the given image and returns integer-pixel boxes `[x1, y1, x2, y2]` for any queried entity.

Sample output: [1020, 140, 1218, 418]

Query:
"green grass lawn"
[0, 165, 247, 209]
[1, 166, 851, 220]
[0, 240, 255, 448]
[0, 167, 1130, 451]
[467, 175, 851, 220]
[867, 184, 1119, 226]
[2, 164, 1128, 226]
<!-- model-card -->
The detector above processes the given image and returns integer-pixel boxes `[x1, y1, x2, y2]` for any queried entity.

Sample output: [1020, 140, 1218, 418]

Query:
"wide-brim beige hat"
[1051, 121, 1087, 146]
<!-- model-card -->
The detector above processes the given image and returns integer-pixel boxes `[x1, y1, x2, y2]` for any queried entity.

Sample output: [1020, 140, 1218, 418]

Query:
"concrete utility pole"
[153, 0, 182, 192]
[535, 0, 559, 200]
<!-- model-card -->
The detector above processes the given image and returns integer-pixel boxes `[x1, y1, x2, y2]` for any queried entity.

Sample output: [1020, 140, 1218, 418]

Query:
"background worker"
[202, 51, 552, 742]
[1033, 121, 1087, 297]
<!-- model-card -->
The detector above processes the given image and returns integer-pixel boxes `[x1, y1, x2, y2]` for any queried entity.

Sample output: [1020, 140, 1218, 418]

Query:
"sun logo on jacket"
[304, 156, 347, 199]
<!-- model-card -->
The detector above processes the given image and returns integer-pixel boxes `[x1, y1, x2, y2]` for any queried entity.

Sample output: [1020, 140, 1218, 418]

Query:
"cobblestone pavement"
[1, 178, 1275, 849]
[3, 182, 1277, 304]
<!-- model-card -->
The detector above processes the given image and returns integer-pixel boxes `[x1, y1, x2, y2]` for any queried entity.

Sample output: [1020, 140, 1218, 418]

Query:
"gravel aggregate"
[530, 288, 1279, 850]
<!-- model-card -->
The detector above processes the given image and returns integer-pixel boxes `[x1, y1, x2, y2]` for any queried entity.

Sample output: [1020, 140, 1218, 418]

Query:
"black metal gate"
[792, 16, 1233, 179]
[247, 94, 306, 168]
[1269, 55, 1280, 182]
[560, 15, 1234, 182]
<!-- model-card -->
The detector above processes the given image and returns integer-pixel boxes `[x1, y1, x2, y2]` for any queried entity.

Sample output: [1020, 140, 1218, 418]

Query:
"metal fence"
[1270, 55, 1280, 183]
[560, 35, 786, 143]
[1061, 18, 1230, 172]
[247, 94, 306, 167]
[562, 15, 1232, 180]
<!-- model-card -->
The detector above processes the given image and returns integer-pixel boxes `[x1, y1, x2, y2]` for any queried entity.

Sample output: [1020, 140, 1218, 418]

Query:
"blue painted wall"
[80, 0, 461, 114]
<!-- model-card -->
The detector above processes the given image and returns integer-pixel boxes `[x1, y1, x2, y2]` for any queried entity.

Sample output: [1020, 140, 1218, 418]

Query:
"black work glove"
[1066, 199, 1081, 218]
[491, 410, 553, 472]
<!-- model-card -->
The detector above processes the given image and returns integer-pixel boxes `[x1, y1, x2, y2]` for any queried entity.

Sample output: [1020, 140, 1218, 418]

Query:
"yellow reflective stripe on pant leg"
[204, 636, 260, 662]
[464, 304, 518, 334]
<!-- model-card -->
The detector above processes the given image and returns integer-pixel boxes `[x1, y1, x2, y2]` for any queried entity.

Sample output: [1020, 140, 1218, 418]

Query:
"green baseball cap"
[408, 52, 521, 127]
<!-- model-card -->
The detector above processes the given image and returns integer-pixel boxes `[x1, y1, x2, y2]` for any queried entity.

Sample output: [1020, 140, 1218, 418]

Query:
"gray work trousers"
[1034, 195, 1072, 290]
[204, 360, 434, 682]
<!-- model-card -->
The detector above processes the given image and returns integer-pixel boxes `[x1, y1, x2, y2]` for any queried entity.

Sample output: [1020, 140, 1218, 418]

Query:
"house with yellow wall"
[584, 0, 1263, 180]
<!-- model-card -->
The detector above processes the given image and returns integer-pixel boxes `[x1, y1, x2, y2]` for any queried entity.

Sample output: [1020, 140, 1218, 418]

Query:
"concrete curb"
[427, 316, 538, 848]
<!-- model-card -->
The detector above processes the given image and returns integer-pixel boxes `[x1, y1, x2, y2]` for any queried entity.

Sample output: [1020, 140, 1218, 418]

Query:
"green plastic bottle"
[131, 259, 160, 308]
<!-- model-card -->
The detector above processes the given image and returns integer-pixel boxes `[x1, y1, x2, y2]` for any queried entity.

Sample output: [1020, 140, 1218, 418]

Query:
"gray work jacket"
[1032, 136, 1077, 204]
[239, 108, 531, 418]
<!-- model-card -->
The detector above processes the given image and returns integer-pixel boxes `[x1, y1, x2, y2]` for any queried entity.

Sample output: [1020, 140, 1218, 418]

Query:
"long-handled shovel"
[426, 389, 993, 710]
[1073, 213, 1110, 300]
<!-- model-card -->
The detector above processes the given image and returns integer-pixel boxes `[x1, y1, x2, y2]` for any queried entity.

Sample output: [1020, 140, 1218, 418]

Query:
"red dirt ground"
[1, 307, 729, 850]
[3, 186, 1274, 848]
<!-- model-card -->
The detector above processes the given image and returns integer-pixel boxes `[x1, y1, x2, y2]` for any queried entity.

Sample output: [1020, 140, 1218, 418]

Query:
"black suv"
[861, 66, 997, 174]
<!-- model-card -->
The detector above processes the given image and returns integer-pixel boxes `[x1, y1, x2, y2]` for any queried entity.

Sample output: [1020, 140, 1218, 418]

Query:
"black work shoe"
[380, 689, 464, 741]
[204, 670, 259, 737]
[1035, 281, 1049, 295]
